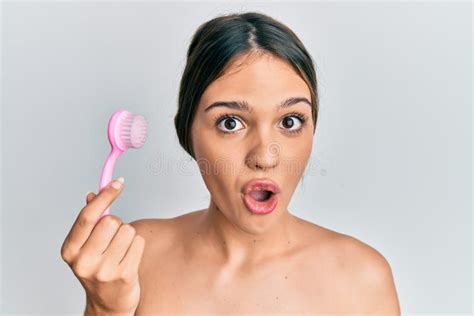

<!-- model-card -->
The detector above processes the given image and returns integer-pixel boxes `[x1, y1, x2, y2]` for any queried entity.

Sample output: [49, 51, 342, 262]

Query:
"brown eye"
[282, 117, 295, 128]
[225, 119, 236, 129]
[279, 115, 303, 132]
[216, 116, 244, 133]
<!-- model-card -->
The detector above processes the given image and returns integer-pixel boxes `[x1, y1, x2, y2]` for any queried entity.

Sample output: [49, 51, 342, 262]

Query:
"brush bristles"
[119, 114, 147, 148]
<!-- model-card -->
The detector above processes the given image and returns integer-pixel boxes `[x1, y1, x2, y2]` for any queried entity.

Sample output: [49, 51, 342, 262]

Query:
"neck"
[195, 197, 297, 268]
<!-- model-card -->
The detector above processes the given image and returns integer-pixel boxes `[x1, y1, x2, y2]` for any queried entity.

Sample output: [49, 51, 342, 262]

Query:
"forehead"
[199, 52, 311, 108]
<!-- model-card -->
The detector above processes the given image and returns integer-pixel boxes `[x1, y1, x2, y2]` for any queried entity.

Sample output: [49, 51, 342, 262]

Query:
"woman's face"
[191, 52, 314, 232]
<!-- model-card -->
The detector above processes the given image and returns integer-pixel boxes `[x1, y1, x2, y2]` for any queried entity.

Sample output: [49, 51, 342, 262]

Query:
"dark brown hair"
[174, 11, 319, 160]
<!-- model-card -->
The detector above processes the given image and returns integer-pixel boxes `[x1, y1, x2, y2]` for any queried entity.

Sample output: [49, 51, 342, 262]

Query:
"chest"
[135, 252, 344, 315]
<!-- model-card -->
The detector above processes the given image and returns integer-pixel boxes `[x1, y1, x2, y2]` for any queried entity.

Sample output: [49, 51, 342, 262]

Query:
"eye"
[279, 112, 307, 134]
[215, 114, 244, 134]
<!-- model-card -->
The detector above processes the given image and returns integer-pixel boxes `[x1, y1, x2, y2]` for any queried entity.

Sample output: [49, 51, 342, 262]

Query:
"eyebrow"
[203, 96, 311, 113]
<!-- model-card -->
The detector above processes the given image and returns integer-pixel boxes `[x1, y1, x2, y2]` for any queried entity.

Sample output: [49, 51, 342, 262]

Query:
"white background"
[1, 1, 472, 314]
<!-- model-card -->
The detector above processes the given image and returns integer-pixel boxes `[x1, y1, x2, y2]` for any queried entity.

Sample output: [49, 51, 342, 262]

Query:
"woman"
[61, 11, 400, 315]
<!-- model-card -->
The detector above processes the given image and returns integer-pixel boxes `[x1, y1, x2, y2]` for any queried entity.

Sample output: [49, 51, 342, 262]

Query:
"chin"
[239, 205, 284, 233]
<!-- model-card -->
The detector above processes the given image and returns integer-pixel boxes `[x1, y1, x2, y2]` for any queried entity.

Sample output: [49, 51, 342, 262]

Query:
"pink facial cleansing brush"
[99, 109, 147, 217]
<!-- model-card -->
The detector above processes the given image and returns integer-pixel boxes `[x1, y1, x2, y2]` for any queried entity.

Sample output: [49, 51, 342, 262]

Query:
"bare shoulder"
[129, 217, 174, 242]
[128, 209, 203, 250]
[299, 219, 401, 314]
[128, 211, 202, 283]
[336, 233, 399, 299]
[328, 229, 400, 314]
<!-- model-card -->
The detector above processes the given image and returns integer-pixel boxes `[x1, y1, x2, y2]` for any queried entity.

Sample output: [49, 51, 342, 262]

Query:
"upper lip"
[242, 178, 281, 195]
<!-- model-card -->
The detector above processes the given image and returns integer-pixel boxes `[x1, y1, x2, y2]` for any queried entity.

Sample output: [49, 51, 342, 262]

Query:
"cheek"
[199, 159, 240, 207]
[196, 133, 243, 166]
[192, 120, 218, 159]
[299, 139, 313, 165]
[192, 116, 222, 151]
[193, 134, 243, 177]
[281, 138, 313, 177]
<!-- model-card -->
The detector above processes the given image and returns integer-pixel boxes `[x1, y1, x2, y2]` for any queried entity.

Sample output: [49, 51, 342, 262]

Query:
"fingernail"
[85, 191, 93, 197]
[112, 177, 124, 190]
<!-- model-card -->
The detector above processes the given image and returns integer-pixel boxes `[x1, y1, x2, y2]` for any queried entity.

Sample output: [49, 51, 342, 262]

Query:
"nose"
[245, 135, 280, 171]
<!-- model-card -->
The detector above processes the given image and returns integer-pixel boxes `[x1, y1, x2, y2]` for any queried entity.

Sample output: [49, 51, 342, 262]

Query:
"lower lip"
[242, 192, 279, 215]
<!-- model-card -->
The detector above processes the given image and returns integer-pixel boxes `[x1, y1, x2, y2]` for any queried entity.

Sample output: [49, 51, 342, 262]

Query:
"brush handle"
[99, 147, 123, 217]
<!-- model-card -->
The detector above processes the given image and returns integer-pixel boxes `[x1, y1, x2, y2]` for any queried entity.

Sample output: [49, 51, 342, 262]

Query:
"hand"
[60, 178, 145, 315]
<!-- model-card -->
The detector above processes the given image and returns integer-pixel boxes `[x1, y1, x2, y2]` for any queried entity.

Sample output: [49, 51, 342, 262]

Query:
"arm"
[363, 254, 401, 315]
[348, 237, 401, 315]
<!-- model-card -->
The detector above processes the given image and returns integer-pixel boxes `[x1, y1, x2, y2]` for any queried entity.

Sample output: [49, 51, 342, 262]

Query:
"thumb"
[85, 191, 96, 204]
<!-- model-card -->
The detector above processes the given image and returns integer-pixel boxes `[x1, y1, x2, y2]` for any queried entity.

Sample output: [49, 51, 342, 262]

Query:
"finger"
[80, 214, 123, 256]
[119, 235, 145, 274]
[102, 224, 136, 266]
[86, 191, 96, 204]
[60, 191, 97, 263]
[65, 177, 124, 256]
[61, 192, 98, 263]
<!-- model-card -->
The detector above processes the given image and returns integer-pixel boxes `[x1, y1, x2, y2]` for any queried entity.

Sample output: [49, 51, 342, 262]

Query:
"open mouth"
[241, 178, 281, 215]
[248, 190, 274, 202]
[242, 189, 278, 215]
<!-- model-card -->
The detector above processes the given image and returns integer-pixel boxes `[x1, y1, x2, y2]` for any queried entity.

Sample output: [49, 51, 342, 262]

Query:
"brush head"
[108, 109, 147, 151]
